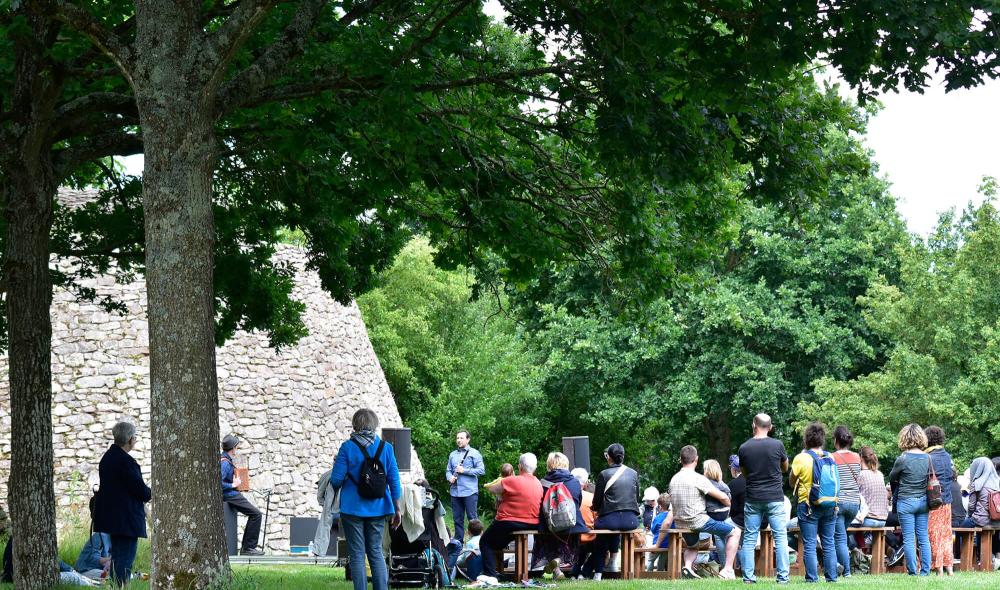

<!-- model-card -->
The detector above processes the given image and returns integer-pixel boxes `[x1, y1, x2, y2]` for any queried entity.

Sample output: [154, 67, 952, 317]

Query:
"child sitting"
[455, 519, 484, 580]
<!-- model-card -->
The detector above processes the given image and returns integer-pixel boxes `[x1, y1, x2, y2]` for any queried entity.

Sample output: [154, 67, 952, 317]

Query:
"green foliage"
[358, 238, 549, 494]
[513, 124, 908, 485]
[806, 199, 1000, 466]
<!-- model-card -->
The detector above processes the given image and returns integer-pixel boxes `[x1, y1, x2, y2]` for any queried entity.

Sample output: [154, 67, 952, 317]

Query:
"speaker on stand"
[562, 436, 591, 474]
[382, 427, 412, 472]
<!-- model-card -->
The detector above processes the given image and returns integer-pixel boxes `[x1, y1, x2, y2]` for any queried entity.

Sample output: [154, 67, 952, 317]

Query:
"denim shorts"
[683, 518, 735, 547]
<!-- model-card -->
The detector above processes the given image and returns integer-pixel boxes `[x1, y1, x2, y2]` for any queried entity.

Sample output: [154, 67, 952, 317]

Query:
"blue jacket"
[74, 532, 111, 572]
[446, 446, 485, 498]
[539, 469, 590, 534]
[221, 452, 240, 499]
[93, 444, 152, 538]
[330, 435, 402, 517]
[928, 447, 955, 505]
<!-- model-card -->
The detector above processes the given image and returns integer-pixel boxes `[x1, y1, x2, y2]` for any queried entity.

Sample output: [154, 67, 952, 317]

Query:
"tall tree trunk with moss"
[132, 3, 227, 587]
[1, 9, 63, 589]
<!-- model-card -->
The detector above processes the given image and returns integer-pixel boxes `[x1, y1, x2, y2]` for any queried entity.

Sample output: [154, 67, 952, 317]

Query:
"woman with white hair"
[93, 420, 151, 587]
[477, 453, 544, 584]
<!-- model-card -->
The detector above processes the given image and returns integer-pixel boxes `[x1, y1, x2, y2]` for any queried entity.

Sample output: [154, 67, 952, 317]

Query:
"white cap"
[643, 486, 660, 502]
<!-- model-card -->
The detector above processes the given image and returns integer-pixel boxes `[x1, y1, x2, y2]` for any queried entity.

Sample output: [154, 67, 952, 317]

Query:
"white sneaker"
[575, 575, 585, 581]
[477, 575, 500, 586]
[593, 573, 602, 581]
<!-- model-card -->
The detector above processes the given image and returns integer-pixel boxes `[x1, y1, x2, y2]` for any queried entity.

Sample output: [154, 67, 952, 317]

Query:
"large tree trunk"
[3, 166, 60, 590]
[2, 8, 63, 589]
[134, 4, 228, 587]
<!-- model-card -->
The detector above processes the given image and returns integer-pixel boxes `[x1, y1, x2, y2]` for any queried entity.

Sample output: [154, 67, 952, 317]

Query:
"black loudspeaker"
[563, 436, 590, 473]
[382, 427, 412, 471]
[290, 516, 317, 548]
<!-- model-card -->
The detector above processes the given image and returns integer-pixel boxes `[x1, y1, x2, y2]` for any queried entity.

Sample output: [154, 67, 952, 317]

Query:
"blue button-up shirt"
[446, 446, 485, 498]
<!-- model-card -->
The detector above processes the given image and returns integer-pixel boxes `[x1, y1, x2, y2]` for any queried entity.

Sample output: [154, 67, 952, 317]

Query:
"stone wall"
[0, 203, 422, 551]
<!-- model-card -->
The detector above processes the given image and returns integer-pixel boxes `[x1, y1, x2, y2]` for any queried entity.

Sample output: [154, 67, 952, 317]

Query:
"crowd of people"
[433, 414, 1000, 586]
[6, 409, 997, 589]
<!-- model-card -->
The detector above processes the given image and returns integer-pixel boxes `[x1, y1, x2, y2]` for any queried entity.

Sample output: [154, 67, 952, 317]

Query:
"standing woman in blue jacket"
[93, 421, 152, 586]
[331, 409, 403, 590]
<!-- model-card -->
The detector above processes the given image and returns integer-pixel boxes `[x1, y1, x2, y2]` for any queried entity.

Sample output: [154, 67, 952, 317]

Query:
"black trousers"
[225, 493, 263, 550]
[480, 520, 538, 577]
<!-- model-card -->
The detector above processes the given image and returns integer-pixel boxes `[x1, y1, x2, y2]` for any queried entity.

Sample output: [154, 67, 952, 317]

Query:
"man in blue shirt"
[445, 430, 485, 541]
[221, 434, 264, 555]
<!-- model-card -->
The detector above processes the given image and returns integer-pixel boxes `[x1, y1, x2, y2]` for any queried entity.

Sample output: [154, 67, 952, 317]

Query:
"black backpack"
[351, 438, 388, 499]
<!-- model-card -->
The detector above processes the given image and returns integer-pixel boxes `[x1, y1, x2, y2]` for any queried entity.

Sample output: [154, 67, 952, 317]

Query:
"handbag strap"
[604, 465, 627, 492]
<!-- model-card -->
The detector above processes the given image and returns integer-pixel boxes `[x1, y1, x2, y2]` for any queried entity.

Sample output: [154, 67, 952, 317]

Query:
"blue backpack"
[806, 450, 840, 508]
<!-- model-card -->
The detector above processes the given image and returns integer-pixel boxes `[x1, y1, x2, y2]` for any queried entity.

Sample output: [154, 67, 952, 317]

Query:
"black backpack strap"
[373, 438, 386, 463]
[351, 437, 373, 460]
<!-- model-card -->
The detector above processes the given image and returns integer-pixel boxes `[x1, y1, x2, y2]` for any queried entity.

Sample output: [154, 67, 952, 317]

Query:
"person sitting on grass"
[74, 532, 112, 580]
[666, 445, 738, 580]
[454, 519, 485, 580]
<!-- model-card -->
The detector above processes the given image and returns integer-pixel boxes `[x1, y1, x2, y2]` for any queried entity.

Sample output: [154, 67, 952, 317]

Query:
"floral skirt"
[928, 504, 953, 568]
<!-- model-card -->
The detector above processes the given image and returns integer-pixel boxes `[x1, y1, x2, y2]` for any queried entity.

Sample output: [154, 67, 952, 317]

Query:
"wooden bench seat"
[508, 528, 645, 581]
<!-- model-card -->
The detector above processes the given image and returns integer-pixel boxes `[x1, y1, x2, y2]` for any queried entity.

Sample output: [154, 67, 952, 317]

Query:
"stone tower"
[0, 190, 422, 551]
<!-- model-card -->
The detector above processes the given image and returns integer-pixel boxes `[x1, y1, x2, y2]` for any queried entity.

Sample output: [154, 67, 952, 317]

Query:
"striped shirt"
[832, 450, 862, 505]
[857, 469, 889, 520]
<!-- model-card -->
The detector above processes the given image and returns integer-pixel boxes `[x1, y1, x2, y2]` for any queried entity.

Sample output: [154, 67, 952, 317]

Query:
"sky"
[858, 77, 1000, 235]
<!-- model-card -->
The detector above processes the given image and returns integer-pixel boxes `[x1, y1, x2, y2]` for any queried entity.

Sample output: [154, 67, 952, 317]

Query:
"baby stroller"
[388, 486, 451, 588]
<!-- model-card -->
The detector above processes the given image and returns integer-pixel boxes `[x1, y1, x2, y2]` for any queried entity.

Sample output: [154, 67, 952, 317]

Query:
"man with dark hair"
[666, 445, 738, 579]
[221, 434, 264, 556]
[737, 413, 790, 583]
[447, 430, 485, 541]
[790, 422, 838, 583]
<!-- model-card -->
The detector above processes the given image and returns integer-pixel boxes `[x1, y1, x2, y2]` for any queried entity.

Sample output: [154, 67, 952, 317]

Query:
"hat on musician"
[222, 434, 240, 452]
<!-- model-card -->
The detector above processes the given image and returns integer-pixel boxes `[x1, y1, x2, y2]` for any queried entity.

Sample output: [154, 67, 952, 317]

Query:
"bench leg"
[621, 534, 634, 580]
[870, 531, 885, 575]
[797, 534, 804, 576]
[979, 531, 993, 572]
[514, 536, 528, 582]
[668, 535, 682, 580]
[960, 532, 975, 572]
[762, 529, 774, 578]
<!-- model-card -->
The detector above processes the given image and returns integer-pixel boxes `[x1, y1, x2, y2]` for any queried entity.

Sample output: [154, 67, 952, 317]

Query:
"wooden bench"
[632, 527, 774, 579]
[952, 527, 980, 572]
[791, 526, 892, 575]
[509, 528, 644, 581]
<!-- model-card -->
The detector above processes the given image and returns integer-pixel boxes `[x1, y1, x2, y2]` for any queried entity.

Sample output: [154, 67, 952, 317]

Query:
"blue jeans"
[109, 535, 139, 587]
[342, 514, 389, 590]
[834, 501, 860, 576]
[897, 497, 931, 576]
[741, 500, 790, 582]
[798, 503, 837, 582]
[451, 493, 479, 541]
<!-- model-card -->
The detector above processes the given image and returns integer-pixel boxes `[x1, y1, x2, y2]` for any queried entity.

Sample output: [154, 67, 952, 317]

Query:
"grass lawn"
[4, 567, 999, 589]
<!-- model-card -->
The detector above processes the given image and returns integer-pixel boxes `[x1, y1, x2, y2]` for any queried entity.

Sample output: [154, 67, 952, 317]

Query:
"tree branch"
[240, 63, 576, 108]
[53, 132, 143, 180]
[206, 0, 277, 93]
[29, 0, 134, 83]
[53, 92, 137, 136]
[216, 0, 384, 115]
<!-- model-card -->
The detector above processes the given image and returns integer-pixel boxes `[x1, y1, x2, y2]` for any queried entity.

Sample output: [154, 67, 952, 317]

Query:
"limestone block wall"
[0, 223, 422, 551]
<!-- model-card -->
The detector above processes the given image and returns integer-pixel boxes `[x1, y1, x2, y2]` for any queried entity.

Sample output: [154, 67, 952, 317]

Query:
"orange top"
[496, 474, 543, 524]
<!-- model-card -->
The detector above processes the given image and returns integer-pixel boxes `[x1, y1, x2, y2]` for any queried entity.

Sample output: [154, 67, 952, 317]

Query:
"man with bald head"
[737, 413, 790, 583]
